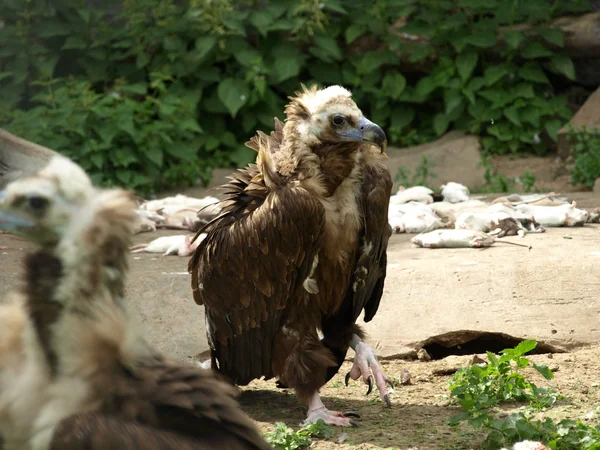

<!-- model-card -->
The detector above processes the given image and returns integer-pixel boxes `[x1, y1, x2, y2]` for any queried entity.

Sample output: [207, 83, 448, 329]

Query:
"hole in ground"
[420, 330, 564, 360]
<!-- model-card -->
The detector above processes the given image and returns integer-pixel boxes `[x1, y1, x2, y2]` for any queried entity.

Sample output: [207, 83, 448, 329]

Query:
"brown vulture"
[0, 156, 271, 450]
[189, 85, 394, 427]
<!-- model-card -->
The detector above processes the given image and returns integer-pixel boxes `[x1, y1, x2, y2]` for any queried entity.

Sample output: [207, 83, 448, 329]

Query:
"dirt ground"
[242, 345, 600, 450]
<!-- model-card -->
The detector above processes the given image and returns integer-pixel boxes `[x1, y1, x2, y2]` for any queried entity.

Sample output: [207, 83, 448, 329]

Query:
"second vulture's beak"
[0, 191, 35, 231]
[338, 117, 388, 153]
[0, 211, 35, 231]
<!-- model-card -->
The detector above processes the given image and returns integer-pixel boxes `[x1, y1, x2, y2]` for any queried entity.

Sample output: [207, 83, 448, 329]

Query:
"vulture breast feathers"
[189, 85, 392, 388]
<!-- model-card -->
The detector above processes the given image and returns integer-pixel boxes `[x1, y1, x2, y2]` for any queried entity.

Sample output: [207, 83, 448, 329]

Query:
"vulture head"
[0, 155, 94, 246]
[285, 84, 387, 153]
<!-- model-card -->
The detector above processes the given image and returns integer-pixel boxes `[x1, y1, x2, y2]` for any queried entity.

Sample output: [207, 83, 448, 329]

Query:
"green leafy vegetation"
[394, 156, 438, 189]
[265, 420, 333, 450]
[0, 0, 592, 193]
[448, 340, 600, 449]
[567, 125, 600, 189]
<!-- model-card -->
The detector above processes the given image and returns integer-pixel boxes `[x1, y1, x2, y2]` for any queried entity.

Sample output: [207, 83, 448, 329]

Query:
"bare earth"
[1, 189, 600, 449]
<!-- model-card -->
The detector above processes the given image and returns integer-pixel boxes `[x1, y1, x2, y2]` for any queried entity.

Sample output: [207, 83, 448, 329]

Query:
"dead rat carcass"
[411, 229, 531, 249]
[388, 209, 445, 234]
[130, 233, 206, 256]
[430, 199, 488, 224]
[586, 207, 600, 223]
[390, 186, 435, 205]
[140, 194, 221, 213]
[440, 182, 469, 203]
[516, 201, 589, 227]
[455, 211, 545, 237]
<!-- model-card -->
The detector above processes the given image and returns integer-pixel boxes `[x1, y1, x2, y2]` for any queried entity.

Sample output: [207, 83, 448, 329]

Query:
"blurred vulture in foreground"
[0, 156, 271, 450]
[189, 85, 394, 427]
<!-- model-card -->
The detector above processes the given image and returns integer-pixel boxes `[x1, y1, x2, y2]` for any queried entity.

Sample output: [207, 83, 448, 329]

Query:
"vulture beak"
[338, 117, 388, 153]
[0, 211, 35, 231]
[0, 191, 35, 231]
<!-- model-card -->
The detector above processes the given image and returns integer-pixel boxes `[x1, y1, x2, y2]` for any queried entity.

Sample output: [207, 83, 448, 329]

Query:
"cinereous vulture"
[189, 85, 394, 427]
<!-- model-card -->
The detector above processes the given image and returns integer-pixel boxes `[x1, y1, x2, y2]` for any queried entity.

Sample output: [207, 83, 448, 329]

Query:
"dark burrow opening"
[420, 330, 564, 360]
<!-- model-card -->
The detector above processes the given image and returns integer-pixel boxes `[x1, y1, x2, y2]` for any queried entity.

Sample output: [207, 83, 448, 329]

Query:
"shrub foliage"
[0, 0, 592, 193]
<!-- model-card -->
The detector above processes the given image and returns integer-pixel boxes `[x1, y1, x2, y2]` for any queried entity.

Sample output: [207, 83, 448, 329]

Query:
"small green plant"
[394, 155, 438, 188]
[475, 155, 516, 193]
[520, 171, 538, 193]
[567, 125, 600, 189]
[264, 420, 333, 450]
[444, 340, 600, 449]
[449, 340, 557, 419]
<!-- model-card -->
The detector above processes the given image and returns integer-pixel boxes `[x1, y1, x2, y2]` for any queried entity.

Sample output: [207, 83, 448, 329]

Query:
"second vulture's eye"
[331, 114, 345, 126]
[28, 195, 49, 212]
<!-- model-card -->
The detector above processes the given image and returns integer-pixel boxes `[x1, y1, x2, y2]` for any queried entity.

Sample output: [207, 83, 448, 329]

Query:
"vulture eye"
[331, 114, 345, 127]
[28, 195, 49, 212]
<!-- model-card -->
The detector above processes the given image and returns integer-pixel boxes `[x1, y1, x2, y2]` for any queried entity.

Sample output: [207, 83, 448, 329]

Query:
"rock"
[594, 177, 600, 192]
[400, 369, 412, 385]
[0, 128, 58, 188]
[384, 131, 486, 192]
[557, 86, 600, 159]
[417, 348, 432, 362]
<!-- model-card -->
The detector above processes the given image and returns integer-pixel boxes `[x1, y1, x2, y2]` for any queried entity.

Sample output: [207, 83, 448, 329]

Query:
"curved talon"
[343, 411, 360, 418]
[366, 376, 373, 395]
[383, 394, 392, 408]
[349, 420, 360, 428]
[386, 379, 395, 389]
[344, 372, 351, 387]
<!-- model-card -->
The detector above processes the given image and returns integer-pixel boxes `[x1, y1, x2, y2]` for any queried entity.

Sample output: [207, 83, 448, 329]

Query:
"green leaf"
[313, 35, 342, 61]
[62, 36, 87, 50]
[194, 36, 217, 61]
[512, 339, 537, 356]
[146, 146, 164, 167]
[518, 64, 550, 84]
[272, 54, 302, 83]
[382, 73, 407, 100]
[504, 106, 521, 126]
[550, 55, 576, 80]
[249, 11, 272, 32]
[456, 52, 478, 82]
[433, 113, 450, 136]
[217, 78, 250, 117]
[513, 83, 535, 99]
[533, 362, 555, 380]
[538, 27, 564, 47]
[121, 84, 147, 95]
[522, 41, 554, 59]
[408, 45, 433, 62]
[488, 123, 514, 141]
[444, 89, 463, 115]
[345, 24, 366, 44]
[234, 46, 262, 67]
[465, 31, 496, 48]
[90, 152, 104, 169]
[390, 106, 415, 130]
[504, 30, 525, 49]
[484, 64, 508, 86]
[545, 119, 564, 141]
[415, 76, 438, 98]
[163, 36, 184, 52]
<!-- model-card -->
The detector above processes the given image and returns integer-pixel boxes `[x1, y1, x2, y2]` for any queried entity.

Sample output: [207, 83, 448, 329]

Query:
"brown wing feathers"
[352, 163, 393, 323]
[189, 174, 326, 386]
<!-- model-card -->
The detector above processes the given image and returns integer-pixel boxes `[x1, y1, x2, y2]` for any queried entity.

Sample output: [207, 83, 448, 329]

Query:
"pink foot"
[303, 406, 359, 428]
[303, 392, 359, 428]
[346, 340, 394, 407]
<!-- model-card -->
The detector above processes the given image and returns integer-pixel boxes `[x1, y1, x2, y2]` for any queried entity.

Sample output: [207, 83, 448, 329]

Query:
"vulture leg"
[303, 392, 359, 428]
[345, 334, 393, 408]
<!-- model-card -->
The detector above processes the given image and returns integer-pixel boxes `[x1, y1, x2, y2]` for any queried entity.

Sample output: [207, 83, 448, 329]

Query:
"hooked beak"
[0, 191, 35, 231]
[338, 117, 388, 153]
